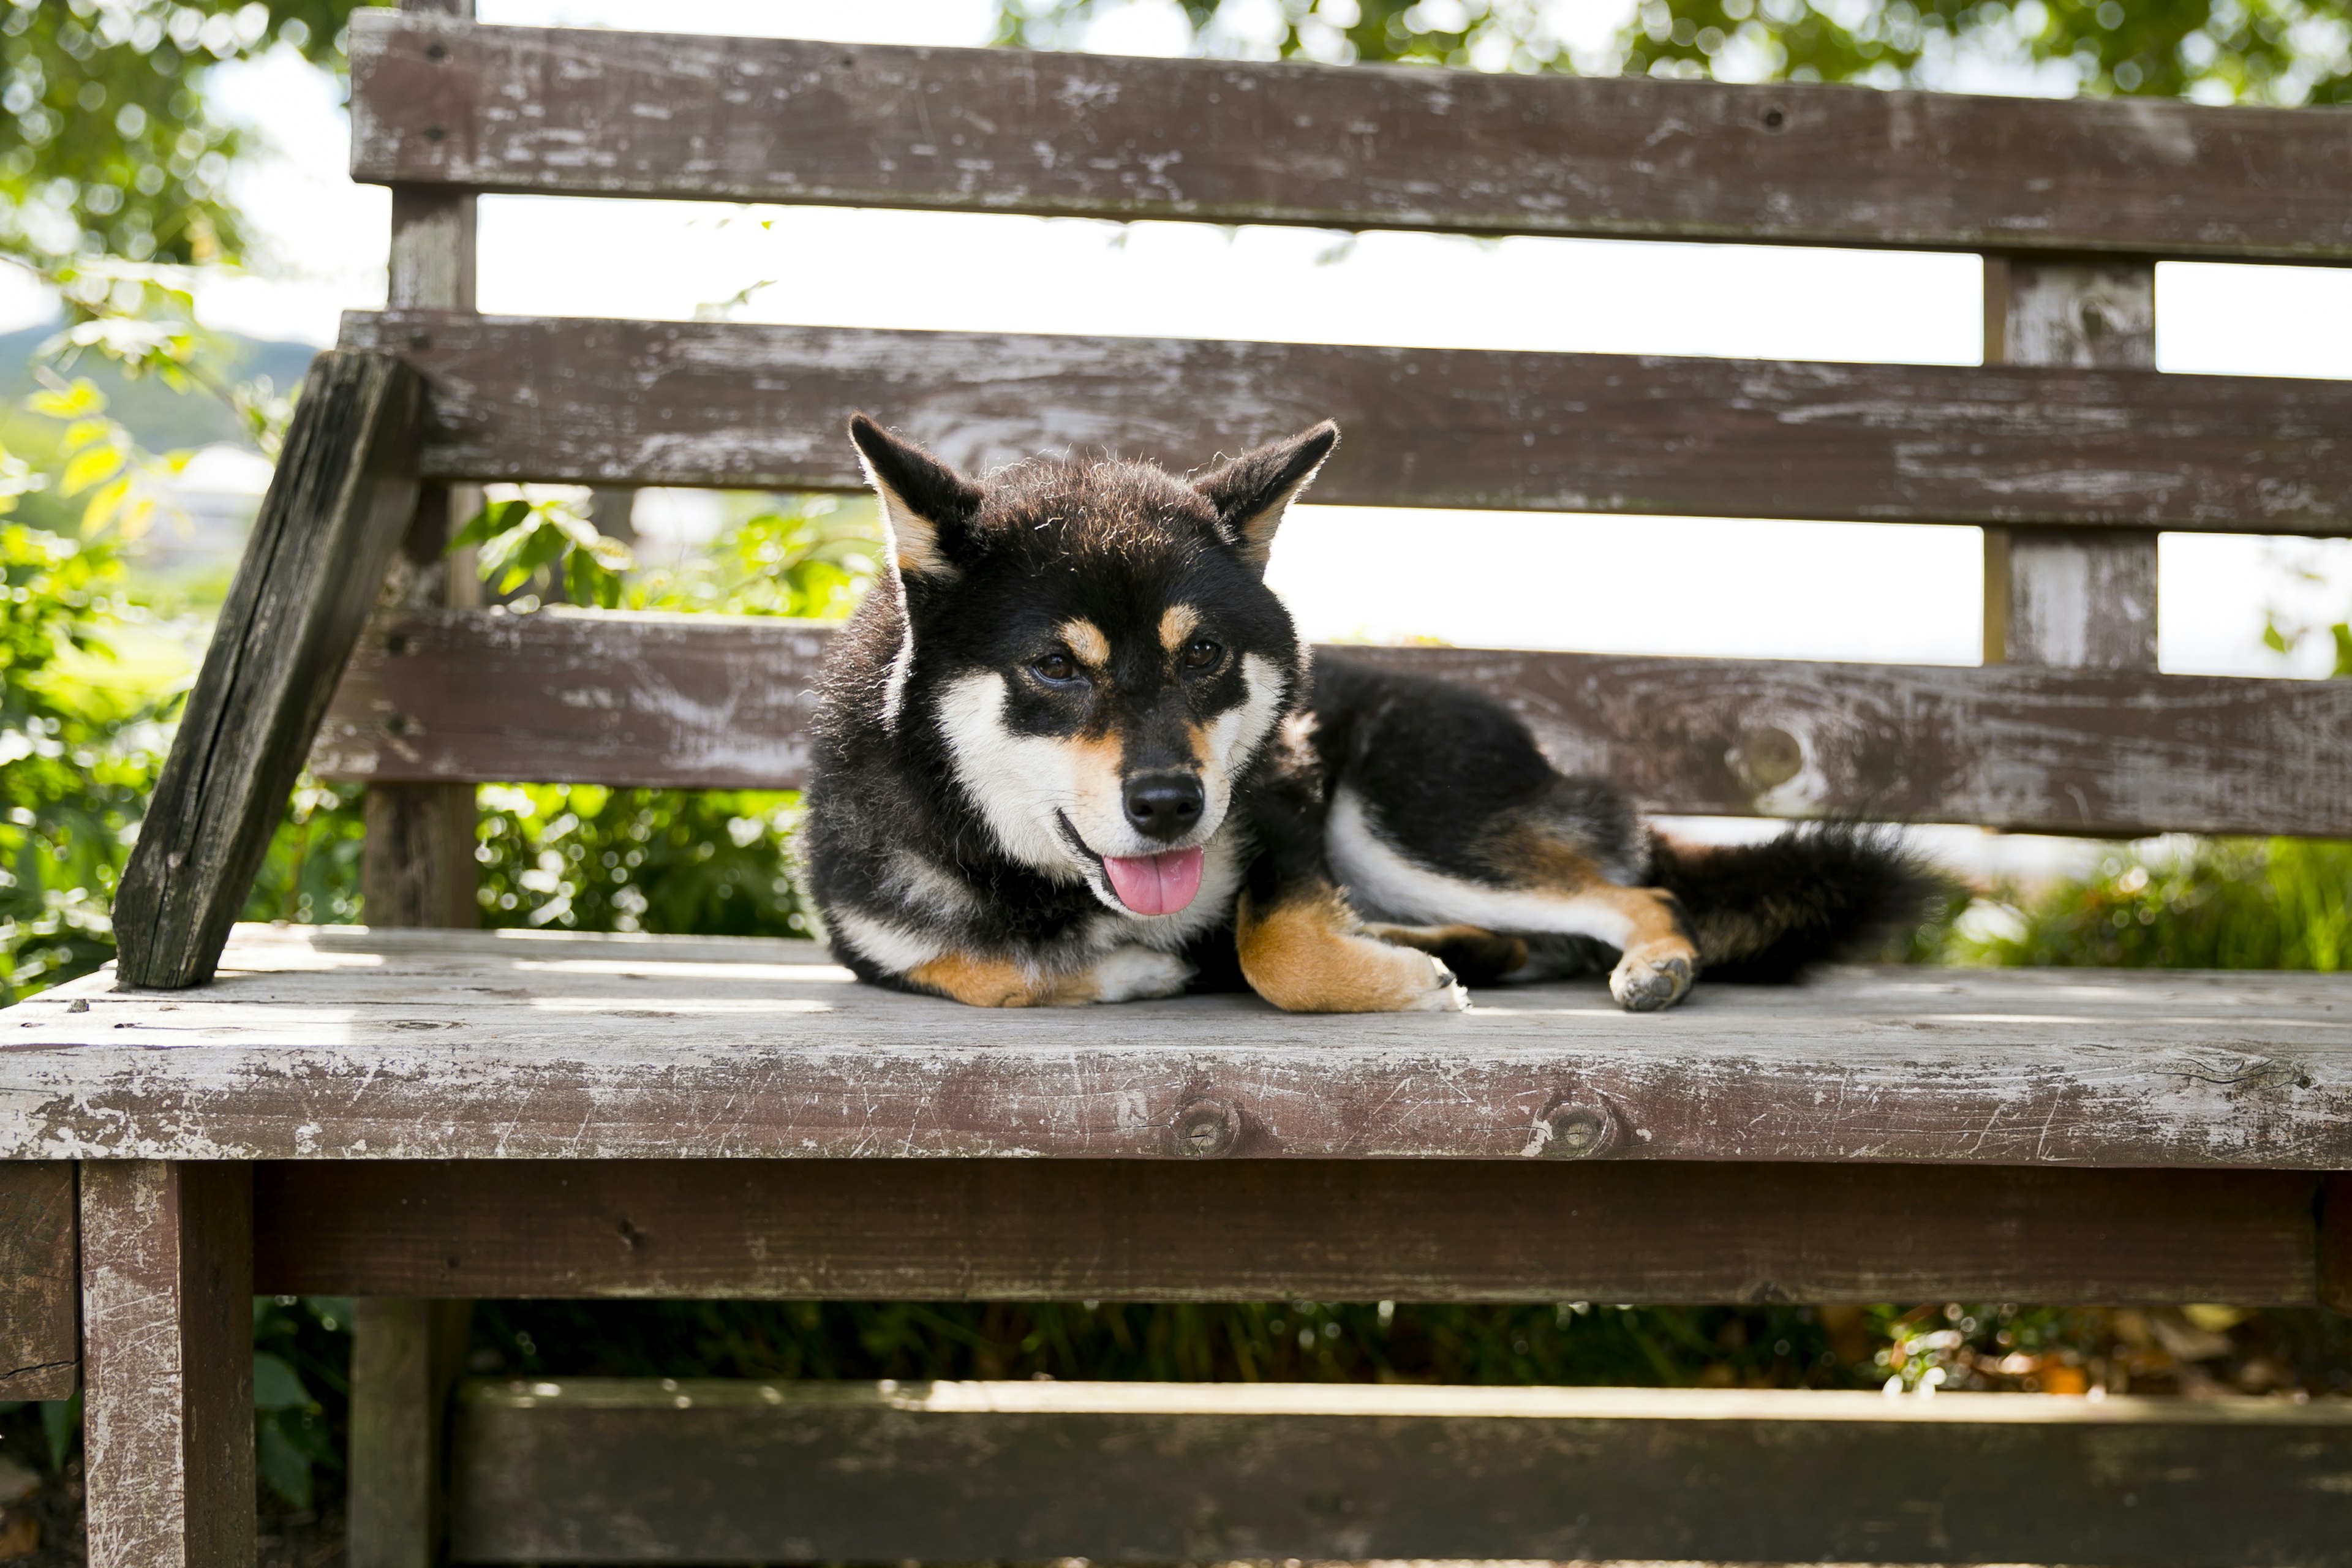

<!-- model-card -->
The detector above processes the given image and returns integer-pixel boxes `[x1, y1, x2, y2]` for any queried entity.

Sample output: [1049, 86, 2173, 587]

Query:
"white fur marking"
[1088, 946, 1195, 1002]
[1325, 788, 1637, 948]
[829, 905, 948, 976]
[879, 611, 916, 733]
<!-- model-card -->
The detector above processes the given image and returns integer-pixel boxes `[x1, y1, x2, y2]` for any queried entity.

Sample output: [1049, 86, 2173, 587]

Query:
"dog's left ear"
[1193, 420, 1339, 574]
[848, 413, 984, 582]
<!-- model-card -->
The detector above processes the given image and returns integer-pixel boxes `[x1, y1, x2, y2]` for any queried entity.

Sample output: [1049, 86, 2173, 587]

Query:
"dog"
[804, 415, 1935, 1013]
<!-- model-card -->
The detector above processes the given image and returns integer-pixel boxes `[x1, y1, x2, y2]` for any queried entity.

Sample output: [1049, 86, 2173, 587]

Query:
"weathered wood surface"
[317, 608, 829, 792]
[10, 926, 2352, 1168]
[1982, 257, 2162, 674]
[447, 1378, 2352, 1566]
[337, 311, 2352, 533]
[0, 1163, 77, 1400]
[312, 609, 2352, 839]
[79, 1162, 252, 1568]
[111, 351, 423, 990]
[347, 13, 2352, 262]
[251, 1158, 2324, 1305]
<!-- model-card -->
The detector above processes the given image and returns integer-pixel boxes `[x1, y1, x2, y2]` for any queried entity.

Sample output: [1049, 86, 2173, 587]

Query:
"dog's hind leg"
[1357, 922, 1529, 986]
[1327, 787, 1699, 1012]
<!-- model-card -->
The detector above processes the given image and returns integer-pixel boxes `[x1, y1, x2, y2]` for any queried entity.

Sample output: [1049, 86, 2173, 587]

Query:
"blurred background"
[2, 0, 2350, 1554]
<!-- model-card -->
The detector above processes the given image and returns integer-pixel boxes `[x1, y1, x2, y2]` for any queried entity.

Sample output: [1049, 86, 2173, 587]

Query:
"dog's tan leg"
[1566, 883, 1699, 1012]
[1238, 883, 1469, 1013]
[907, 946, 1191, 1008]
[1359, 922, 1529, 984]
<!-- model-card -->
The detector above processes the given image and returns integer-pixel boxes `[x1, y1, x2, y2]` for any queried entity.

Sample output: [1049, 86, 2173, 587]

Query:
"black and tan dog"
[805, 415, 1933, 1013]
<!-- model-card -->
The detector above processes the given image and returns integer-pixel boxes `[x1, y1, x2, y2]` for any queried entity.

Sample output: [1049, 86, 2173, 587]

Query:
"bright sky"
[5, 0, 2349, 684]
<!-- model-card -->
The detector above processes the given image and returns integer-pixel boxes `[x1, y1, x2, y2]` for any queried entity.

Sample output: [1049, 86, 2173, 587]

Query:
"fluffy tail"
[1650, 824, 1947, 982]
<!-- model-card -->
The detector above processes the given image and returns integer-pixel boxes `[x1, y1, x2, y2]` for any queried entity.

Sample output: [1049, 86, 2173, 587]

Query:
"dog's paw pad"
[1610, 952, 1692, 1013]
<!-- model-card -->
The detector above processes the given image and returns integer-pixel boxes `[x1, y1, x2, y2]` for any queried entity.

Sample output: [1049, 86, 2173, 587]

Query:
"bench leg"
[80, 1161, 254, 1568]
[350, 1299, 472, 1568]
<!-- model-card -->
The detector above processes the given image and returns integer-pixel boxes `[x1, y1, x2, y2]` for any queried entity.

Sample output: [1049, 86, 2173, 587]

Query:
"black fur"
[804, 417, 1943, 1012]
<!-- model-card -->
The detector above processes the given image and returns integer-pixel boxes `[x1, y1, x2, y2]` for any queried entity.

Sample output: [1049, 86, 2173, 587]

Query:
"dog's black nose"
[1122, 773, 1204, 841]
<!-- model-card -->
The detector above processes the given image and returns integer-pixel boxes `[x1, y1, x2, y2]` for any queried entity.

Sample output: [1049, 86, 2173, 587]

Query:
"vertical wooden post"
[350, 1300, 473, 1568]
[80, 1163, 254, 1568]
[363, 0, 481, 931]
[1982, 257, 2161, 672]
[354, 9, 479, 1562]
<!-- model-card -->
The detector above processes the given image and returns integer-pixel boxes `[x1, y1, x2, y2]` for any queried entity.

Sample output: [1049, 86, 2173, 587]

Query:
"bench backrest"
[317, 6, 2352, 843]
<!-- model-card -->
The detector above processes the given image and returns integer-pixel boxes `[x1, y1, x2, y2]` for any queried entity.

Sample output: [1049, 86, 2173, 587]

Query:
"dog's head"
[849, 414, 1334, 921]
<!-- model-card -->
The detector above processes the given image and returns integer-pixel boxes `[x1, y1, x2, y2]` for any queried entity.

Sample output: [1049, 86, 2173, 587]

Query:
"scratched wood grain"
[311, 610, 2352, 839]
[347, 13, 2352, 262]
[444, 1379, 2352, 1566]
[250, 1158, 2321, 1305]
[78, 1161, 252, 1568]
[9, 927, 2352, 1168]
[336, 312, 2352, 533]
[0, 1163, 77, 1400]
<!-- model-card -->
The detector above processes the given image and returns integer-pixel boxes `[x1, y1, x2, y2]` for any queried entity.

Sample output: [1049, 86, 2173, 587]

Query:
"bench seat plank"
[443, 1379, 2352, 1566]
[250, 1157, 2331, 1305]
[314, 608, 2352, 839]
[9, 926, 2352, 1168]
[339, 311, 2352, 534]
[348, 13, 2352, 262]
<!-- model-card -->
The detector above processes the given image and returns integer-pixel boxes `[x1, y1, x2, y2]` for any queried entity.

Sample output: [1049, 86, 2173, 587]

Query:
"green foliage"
[995, 0, 2352, 102]
[1946, 838, 2352, 970]
[0, 515, 165, 1002]
[475, 784, 811, 937]
[2, 0, 371, 272]
[251, 1294, 352, 1512]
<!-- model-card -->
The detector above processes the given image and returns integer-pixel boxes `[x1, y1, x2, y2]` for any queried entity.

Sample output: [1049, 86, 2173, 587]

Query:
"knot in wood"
[1542, 1101, 1616, 1159]
[1173, 1098, 1240, 1159]
[1732, 725, 1804, 792]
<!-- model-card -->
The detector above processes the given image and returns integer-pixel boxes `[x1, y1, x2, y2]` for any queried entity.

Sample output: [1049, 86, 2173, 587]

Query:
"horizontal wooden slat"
[252, 1158, 2324, 1305]
[349, 13, 2352, 262]
[16, 926, 2352, 1167]
[338, 311, 2352, 532]
[446, 1379, 2352, 1566]
[314, 608, 2352, 839]
[0, 1162, 78, 1400]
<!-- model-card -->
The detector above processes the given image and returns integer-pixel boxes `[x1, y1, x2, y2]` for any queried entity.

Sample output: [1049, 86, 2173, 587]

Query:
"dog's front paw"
[1401, 950, 1471, 1012]
[1088, 945, 1196, 1003]
[1609, 950, 1693, 1012]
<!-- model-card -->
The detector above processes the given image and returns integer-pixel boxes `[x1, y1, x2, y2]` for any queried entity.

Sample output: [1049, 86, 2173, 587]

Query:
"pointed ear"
[848, 413, 983, 582]
[1193, 421, 1339, 573]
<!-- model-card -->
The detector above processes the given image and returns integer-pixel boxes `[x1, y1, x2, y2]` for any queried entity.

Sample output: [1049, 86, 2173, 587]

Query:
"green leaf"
[60, 445, 124, 499]
[2331, 624, 2352, 680]
[42, 1389, 80, 1471]
[26, 382, 105, 420]
[81, 476, 134, 539]
[252, 1351, 309, 1411]
[450, 497, 532, 555]
[2263, 621, 2292, 654]
[257, 1417, 314, 1509]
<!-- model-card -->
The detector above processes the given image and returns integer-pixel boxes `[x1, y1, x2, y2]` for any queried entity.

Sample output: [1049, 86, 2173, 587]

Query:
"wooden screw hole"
[1173, 1098, 1240, 1159]
[1762, 105, 1788, 130]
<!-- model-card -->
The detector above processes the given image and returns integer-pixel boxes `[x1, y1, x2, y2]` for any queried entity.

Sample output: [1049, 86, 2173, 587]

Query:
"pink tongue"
[1102, 846, 1205, 916]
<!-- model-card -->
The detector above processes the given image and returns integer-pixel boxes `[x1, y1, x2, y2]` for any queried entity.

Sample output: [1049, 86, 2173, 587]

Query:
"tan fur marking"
[1159, 603, 1200, 654]
[870, 478, 956, 580]
[1059, 618, 1110, 669]
[907, 952, 1096, 1008]
[1482, 819, 1604, 893]
[1237, 885, 1453, 1012]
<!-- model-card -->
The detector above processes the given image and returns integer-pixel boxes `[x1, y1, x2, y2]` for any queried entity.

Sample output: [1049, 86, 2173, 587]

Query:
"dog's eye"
[1032, 651, 1081, 684]
[1183, 637, 1223, 671]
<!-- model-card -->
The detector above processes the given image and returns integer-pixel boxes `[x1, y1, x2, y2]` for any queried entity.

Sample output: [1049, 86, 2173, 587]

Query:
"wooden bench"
[6, 2, 2352, 1563]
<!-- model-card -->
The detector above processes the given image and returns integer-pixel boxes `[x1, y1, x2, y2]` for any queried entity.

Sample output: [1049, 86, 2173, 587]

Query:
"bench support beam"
[1984, 256, 2161, 674]
[0, 1163, 78, 1400]
[80, 1162, 253, 1568]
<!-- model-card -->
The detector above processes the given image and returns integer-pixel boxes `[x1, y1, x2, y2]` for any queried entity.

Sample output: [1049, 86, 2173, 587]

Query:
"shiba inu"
[804, 415, 1934, 1013]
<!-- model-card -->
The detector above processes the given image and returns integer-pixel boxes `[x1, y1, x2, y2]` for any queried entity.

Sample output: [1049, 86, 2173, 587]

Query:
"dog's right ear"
[848, 414, 983, 582]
